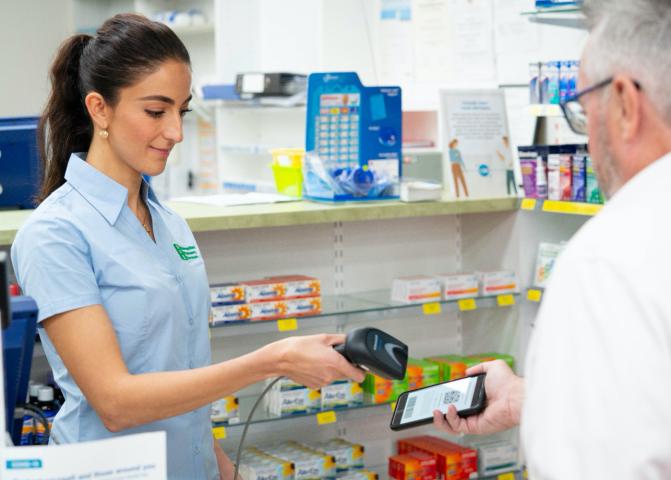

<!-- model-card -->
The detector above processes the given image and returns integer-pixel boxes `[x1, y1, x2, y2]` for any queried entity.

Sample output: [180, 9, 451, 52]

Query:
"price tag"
[497, 473, 516, 480]
[542, 200, 602, 216]
[497, 294, 516, 307]
[422, 302, 442, 315]
[458, 298, 477, 311]
[316, 411, 337, 425]
[521, 198, 537, 211]
[527, 289, 542, 303]
[212, 426, 227, 440]
[277, 318, 298, 332]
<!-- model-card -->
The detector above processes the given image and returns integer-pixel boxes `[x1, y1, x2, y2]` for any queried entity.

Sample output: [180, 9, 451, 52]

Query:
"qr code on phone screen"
[443, 390, 462, 405]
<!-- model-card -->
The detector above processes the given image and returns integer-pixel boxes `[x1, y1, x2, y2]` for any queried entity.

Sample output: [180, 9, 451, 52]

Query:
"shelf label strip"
[277, 318, 298, 332]
[422, 302, 442, 315]
[458, 298, 477, 311]
[497, 294, 516, 307]
[527, 289, 543, 303]
[212, 426, 227, 440]
[521, 198, 537, 210]
[542, 200, 602, 216]
[317, 411, 337, 425]
[497, 473, 516, 480]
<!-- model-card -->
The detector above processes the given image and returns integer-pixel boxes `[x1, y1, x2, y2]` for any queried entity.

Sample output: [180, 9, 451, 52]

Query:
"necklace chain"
[141, 206, 152, 235]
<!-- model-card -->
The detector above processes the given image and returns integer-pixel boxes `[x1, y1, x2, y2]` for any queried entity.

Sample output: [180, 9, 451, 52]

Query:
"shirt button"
[188, 317, 194, 325]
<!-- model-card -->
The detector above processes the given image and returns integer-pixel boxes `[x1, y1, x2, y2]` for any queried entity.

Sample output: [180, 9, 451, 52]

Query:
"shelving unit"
[521, 5, 587, 30]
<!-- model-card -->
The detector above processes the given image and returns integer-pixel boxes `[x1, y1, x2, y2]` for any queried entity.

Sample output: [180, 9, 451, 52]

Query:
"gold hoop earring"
[99, 129, 109, 139]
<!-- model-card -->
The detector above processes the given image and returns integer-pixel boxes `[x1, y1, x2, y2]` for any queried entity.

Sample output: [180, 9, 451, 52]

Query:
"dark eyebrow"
[138, 94, 192, 105]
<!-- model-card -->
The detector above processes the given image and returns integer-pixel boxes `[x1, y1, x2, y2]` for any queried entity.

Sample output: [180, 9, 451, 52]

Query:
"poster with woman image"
[439, 89, 520, 198]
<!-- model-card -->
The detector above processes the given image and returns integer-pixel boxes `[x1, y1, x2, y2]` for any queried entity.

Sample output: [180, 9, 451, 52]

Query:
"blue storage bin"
[0, 117, 41, 209]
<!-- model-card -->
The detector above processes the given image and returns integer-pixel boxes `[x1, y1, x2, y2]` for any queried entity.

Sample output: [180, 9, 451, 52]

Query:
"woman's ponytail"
[37, 34, 92, 204]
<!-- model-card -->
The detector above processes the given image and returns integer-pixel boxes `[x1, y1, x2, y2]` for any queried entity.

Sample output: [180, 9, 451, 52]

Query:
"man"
[434, 0, 671, 477]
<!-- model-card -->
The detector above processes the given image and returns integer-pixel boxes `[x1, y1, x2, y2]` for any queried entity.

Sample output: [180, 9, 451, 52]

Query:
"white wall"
[0, 1, 75, 117]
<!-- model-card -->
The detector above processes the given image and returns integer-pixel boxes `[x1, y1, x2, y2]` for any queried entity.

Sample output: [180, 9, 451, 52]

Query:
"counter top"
[0, 196, 519, 245]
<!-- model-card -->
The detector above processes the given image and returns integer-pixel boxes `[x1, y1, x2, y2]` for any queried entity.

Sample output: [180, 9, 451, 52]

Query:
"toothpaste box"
[209, 282, 245, 304]
[436, 273, 479, 301]
[263, 275, 321, 299]
[211, 303, 252, 324]
[245, 275, 321, 303]
[391, 275, 442, 304]
[478, 271, 519, 296]
[250, 297, 322, 321]
[210, 396, 239, 424]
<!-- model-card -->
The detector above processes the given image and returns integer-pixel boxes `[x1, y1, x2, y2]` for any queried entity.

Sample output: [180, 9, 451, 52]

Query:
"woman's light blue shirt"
[449, 148, 465, 167]
[11, 153, 218, 480]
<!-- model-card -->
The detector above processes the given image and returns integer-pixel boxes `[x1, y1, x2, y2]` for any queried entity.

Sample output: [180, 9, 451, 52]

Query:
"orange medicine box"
[389, 451, 437, 480]
[398, 436, 477, 480]
[436, 273, 479, 301]
[423, 356, 467, 381]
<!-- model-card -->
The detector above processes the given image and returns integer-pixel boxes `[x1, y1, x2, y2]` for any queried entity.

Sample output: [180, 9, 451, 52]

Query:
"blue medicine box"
[304, 72, 402, 202]
[0, 117, 41, 209]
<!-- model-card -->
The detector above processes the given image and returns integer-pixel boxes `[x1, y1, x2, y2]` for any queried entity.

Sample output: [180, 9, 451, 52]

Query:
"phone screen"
[400, 376, 479, 425]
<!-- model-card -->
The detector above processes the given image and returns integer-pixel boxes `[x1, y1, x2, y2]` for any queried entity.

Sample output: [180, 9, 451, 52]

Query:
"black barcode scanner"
[334, 327, 408, 380]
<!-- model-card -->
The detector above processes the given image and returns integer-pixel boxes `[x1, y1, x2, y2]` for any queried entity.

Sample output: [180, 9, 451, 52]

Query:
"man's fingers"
[465, 362, 487, 376]
[433, 410, 459, 435]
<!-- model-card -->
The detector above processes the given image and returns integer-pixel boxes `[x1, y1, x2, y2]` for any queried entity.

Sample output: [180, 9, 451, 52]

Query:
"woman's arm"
[44, 304, 364, 432]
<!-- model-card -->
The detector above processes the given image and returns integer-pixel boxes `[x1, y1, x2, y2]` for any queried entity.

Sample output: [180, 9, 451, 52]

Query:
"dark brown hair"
[37, 13, 190, 203]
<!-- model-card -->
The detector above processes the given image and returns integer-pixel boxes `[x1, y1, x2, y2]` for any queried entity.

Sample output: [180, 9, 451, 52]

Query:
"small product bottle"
[20, 383, 43, 445]
[35, 386, 57, 445]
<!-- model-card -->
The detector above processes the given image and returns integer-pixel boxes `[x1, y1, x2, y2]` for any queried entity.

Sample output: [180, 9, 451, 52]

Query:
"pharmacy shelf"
[520, 198, 603, 216]
[521, 6, 582, 15]
[0, 197, 519, 246]
[213, 395, 393, 431]
[529, 104, 563, 118]
[365, 464, 523, 480]
[209, 290, 520, 338]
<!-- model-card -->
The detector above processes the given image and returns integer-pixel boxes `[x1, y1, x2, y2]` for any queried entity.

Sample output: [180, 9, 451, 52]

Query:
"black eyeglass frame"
[560, 77, 642, 135]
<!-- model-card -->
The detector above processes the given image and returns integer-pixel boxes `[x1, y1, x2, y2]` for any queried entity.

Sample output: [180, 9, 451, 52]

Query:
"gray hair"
[582, 0, 671, 123]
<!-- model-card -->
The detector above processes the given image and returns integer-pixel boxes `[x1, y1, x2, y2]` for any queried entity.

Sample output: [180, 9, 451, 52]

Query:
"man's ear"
[84, 92, 111, 132]
[611, 75, 642, 142]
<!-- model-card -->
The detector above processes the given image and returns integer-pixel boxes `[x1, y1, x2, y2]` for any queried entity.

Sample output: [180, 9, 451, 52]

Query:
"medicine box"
[262, 444, 336, 479]
[211, 303, 252, 325]
[534, 242, 565, 287]
[470, 440, 518, 477]
[436, 273, 479, 301]
[424, 356, 467, 382]
[406, 358, 441, 391]
[389, 451, 437, 480]
[398, 436, 478, 480]
[391, 276, 442, 304]
[210, 396, 239, 424]
[363, 373, 407, 404]
[209, 282, 245, 305]
[478, 271, 519, 296]
[313, 439, 365, 472]
[321, 380, 363, 410]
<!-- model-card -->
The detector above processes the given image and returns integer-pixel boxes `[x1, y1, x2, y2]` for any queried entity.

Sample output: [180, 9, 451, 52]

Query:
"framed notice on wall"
[439, 89, 520, 199]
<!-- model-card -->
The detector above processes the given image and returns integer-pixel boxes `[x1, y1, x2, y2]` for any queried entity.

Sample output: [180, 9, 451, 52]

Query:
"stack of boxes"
[391, 436, 478, 480]
[210, 275, 321, 325]
[391, 271, 518, 304]
[519, 144, 604, 204]
[265, 378, 363, 417]
[238, 439, 374, 480]
[364, 353, 514, 405]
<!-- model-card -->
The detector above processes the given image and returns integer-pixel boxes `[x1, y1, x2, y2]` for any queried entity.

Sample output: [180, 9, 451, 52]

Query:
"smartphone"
[390, 374, 486, 431]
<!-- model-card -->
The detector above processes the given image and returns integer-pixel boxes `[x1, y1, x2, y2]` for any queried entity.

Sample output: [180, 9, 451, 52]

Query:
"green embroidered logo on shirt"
[173, 243, 199, 261]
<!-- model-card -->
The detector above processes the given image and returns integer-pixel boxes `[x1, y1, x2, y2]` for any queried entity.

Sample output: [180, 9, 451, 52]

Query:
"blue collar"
[64, 152, 170, 225]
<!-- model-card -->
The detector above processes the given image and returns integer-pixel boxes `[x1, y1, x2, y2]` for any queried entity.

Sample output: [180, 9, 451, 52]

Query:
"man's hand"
[433, 360, 524, 436]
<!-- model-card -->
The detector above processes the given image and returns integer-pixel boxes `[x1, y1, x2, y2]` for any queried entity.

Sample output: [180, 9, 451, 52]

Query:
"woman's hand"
[270, 334, 366, 389]
[432, 360, 524, 436]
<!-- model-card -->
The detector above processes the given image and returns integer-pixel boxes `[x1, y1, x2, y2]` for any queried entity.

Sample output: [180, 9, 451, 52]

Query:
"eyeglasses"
[560, 77, 642, 135]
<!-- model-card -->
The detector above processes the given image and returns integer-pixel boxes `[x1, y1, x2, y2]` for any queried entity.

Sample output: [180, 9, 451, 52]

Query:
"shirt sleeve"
[11, 215, 102, 322]
[522, 251, 671, 479]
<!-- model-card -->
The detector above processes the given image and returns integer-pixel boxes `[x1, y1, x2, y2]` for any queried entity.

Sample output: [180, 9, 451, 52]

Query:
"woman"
[448, 138, 469, 198]
[10, 14, 364, 480]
